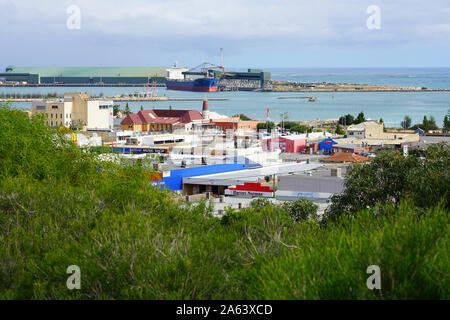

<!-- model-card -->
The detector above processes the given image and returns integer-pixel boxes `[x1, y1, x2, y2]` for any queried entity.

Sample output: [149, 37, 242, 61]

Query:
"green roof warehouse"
[0, 66, 170, 84]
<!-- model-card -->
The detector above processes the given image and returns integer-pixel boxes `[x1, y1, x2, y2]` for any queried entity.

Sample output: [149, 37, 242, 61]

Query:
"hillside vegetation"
[0, 104, 448, 299]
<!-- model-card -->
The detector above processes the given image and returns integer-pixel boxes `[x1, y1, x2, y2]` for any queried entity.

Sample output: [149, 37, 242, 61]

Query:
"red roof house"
[121, 109, 204, 132]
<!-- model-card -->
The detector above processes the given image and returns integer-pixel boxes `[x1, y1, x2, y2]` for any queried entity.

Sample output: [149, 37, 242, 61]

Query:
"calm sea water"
[3, 68, 450, 127]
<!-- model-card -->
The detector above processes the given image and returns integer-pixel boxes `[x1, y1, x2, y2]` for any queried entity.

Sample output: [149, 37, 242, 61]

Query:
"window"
[52, 105, 58, 109]
[36, 105, 45, 110]
[51, 114, 53, 118]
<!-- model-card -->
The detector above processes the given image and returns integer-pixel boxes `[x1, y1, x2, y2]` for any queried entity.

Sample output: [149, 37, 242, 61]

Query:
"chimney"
[202, 99, 210, 120]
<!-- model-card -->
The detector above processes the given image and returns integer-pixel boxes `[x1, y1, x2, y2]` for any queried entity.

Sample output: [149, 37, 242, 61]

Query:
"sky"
[1, 0, 450, 69]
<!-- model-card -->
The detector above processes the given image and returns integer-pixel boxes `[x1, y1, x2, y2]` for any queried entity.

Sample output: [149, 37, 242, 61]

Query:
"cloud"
[0, 0, 450, 67]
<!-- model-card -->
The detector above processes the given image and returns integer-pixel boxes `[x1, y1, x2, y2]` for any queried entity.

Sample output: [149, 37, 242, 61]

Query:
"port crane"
[187, 48, 227, 76]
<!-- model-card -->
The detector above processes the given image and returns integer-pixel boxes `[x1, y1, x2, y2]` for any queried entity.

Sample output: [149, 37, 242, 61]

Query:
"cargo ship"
[165, 77, 219, 92]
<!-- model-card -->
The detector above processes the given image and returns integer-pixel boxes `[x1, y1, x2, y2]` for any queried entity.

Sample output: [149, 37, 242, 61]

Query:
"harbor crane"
[188, 48, 226, 76]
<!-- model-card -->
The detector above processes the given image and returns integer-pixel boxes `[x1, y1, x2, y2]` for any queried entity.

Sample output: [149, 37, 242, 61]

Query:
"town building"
[262, 136, 307, 153]
[121, 109, 205, 133]
[332, 144, 370, 154]
[347, 121, 384, 139]
[182, 163, 322, 196]
[31, 92, 113, 130]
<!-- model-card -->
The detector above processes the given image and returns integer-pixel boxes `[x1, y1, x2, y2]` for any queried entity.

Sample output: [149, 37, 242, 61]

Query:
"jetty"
[278, 96, 317, 102]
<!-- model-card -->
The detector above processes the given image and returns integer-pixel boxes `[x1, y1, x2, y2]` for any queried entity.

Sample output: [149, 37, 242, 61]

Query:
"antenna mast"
[220, 48, 225, 72]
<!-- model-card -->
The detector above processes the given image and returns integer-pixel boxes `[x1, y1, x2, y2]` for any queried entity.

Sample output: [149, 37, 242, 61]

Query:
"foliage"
[233, 114, 251, 121]
[443, 109, 450, 133]
[325, 143, 449, 220]
[281, 198, 318, 222]
[339, 112, 365, 126]
[290, 125, 313, 133]
[113, 105, 121, 117]
[243, 201, 449, 300]
[0, 104, 448, 300]
[413, 115, 440, 132]
[355, 111, 366, 124]
[338, 114, 355, 126]
[402, 115, 412, 129]
[257, 121, 275, 133]
[335, 124, 345, 135]
[124, 103, 131, 116]
[249, 198, 273, 212]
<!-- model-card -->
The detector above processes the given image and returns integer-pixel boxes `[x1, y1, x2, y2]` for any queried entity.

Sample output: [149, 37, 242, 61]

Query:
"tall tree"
[444, 110, 450, 133]
[339, 114, 355, 126]
[355, 111, 365, 124]
[124, 103, 131, 116]
[403, 115, 412, 129]
[113, 105, 120, 117]
[422, 116, 429, 132]
[428, 115, 438, 130]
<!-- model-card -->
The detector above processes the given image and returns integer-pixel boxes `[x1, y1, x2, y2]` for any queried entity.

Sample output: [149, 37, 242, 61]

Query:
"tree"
[324, 143, 449, 220]
[422, 116, 429, 132]
[140, 105, 144, 111]
[355, 111, 366, 124]
[339, 114, 355, 126]
[282, 121, 297, 130]
[444, 110, 450, 133]
[249, 198, 273, 212]
[291, 125, 312, 133]
[233, 114, 251, 121]
[335, 123, 345, 135]
[402, 115, 412, 129]
[124, 103, 131, 116]
[257, 121, 275, 133]
[428, 115, 438, 130]
[113, 105, 120, 117]
[282, 198, 318, 222]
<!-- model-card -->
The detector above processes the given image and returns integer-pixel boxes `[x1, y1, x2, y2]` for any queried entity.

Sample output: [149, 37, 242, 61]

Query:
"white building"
[346, 121, 384, 139]
[32, 92, 114, 130]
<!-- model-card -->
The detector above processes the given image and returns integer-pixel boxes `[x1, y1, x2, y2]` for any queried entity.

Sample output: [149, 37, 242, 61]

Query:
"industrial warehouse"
[0, 66, 169, 85]
[0, 65, 272, 90]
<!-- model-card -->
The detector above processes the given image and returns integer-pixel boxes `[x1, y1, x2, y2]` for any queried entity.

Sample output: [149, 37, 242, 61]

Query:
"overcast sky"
[1, 0, 450, 69]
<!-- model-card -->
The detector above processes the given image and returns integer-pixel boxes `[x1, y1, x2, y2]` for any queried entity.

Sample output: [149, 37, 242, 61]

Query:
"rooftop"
[322, 152, 370, 163]
[121, 109, 203, 125]
[4, 66, 169, 78]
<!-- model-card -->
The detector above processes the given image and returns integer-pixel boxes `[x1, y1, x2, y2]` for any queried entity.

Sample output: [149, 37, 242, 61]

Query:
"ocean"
[3, 68, 450, 127]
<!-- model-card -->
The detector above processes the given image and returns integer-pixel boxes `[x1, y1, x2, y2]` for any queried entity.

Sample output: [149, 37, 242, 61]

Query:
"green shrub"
[282, 198, 318, 222]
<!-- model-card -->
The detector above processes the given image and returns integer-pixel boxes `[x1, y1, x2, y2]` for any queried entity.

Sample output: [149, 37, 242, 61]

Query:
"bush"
[249, 198, 273, 212]
[282, 198, 318, 222]
[325, 143, 449, 220]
